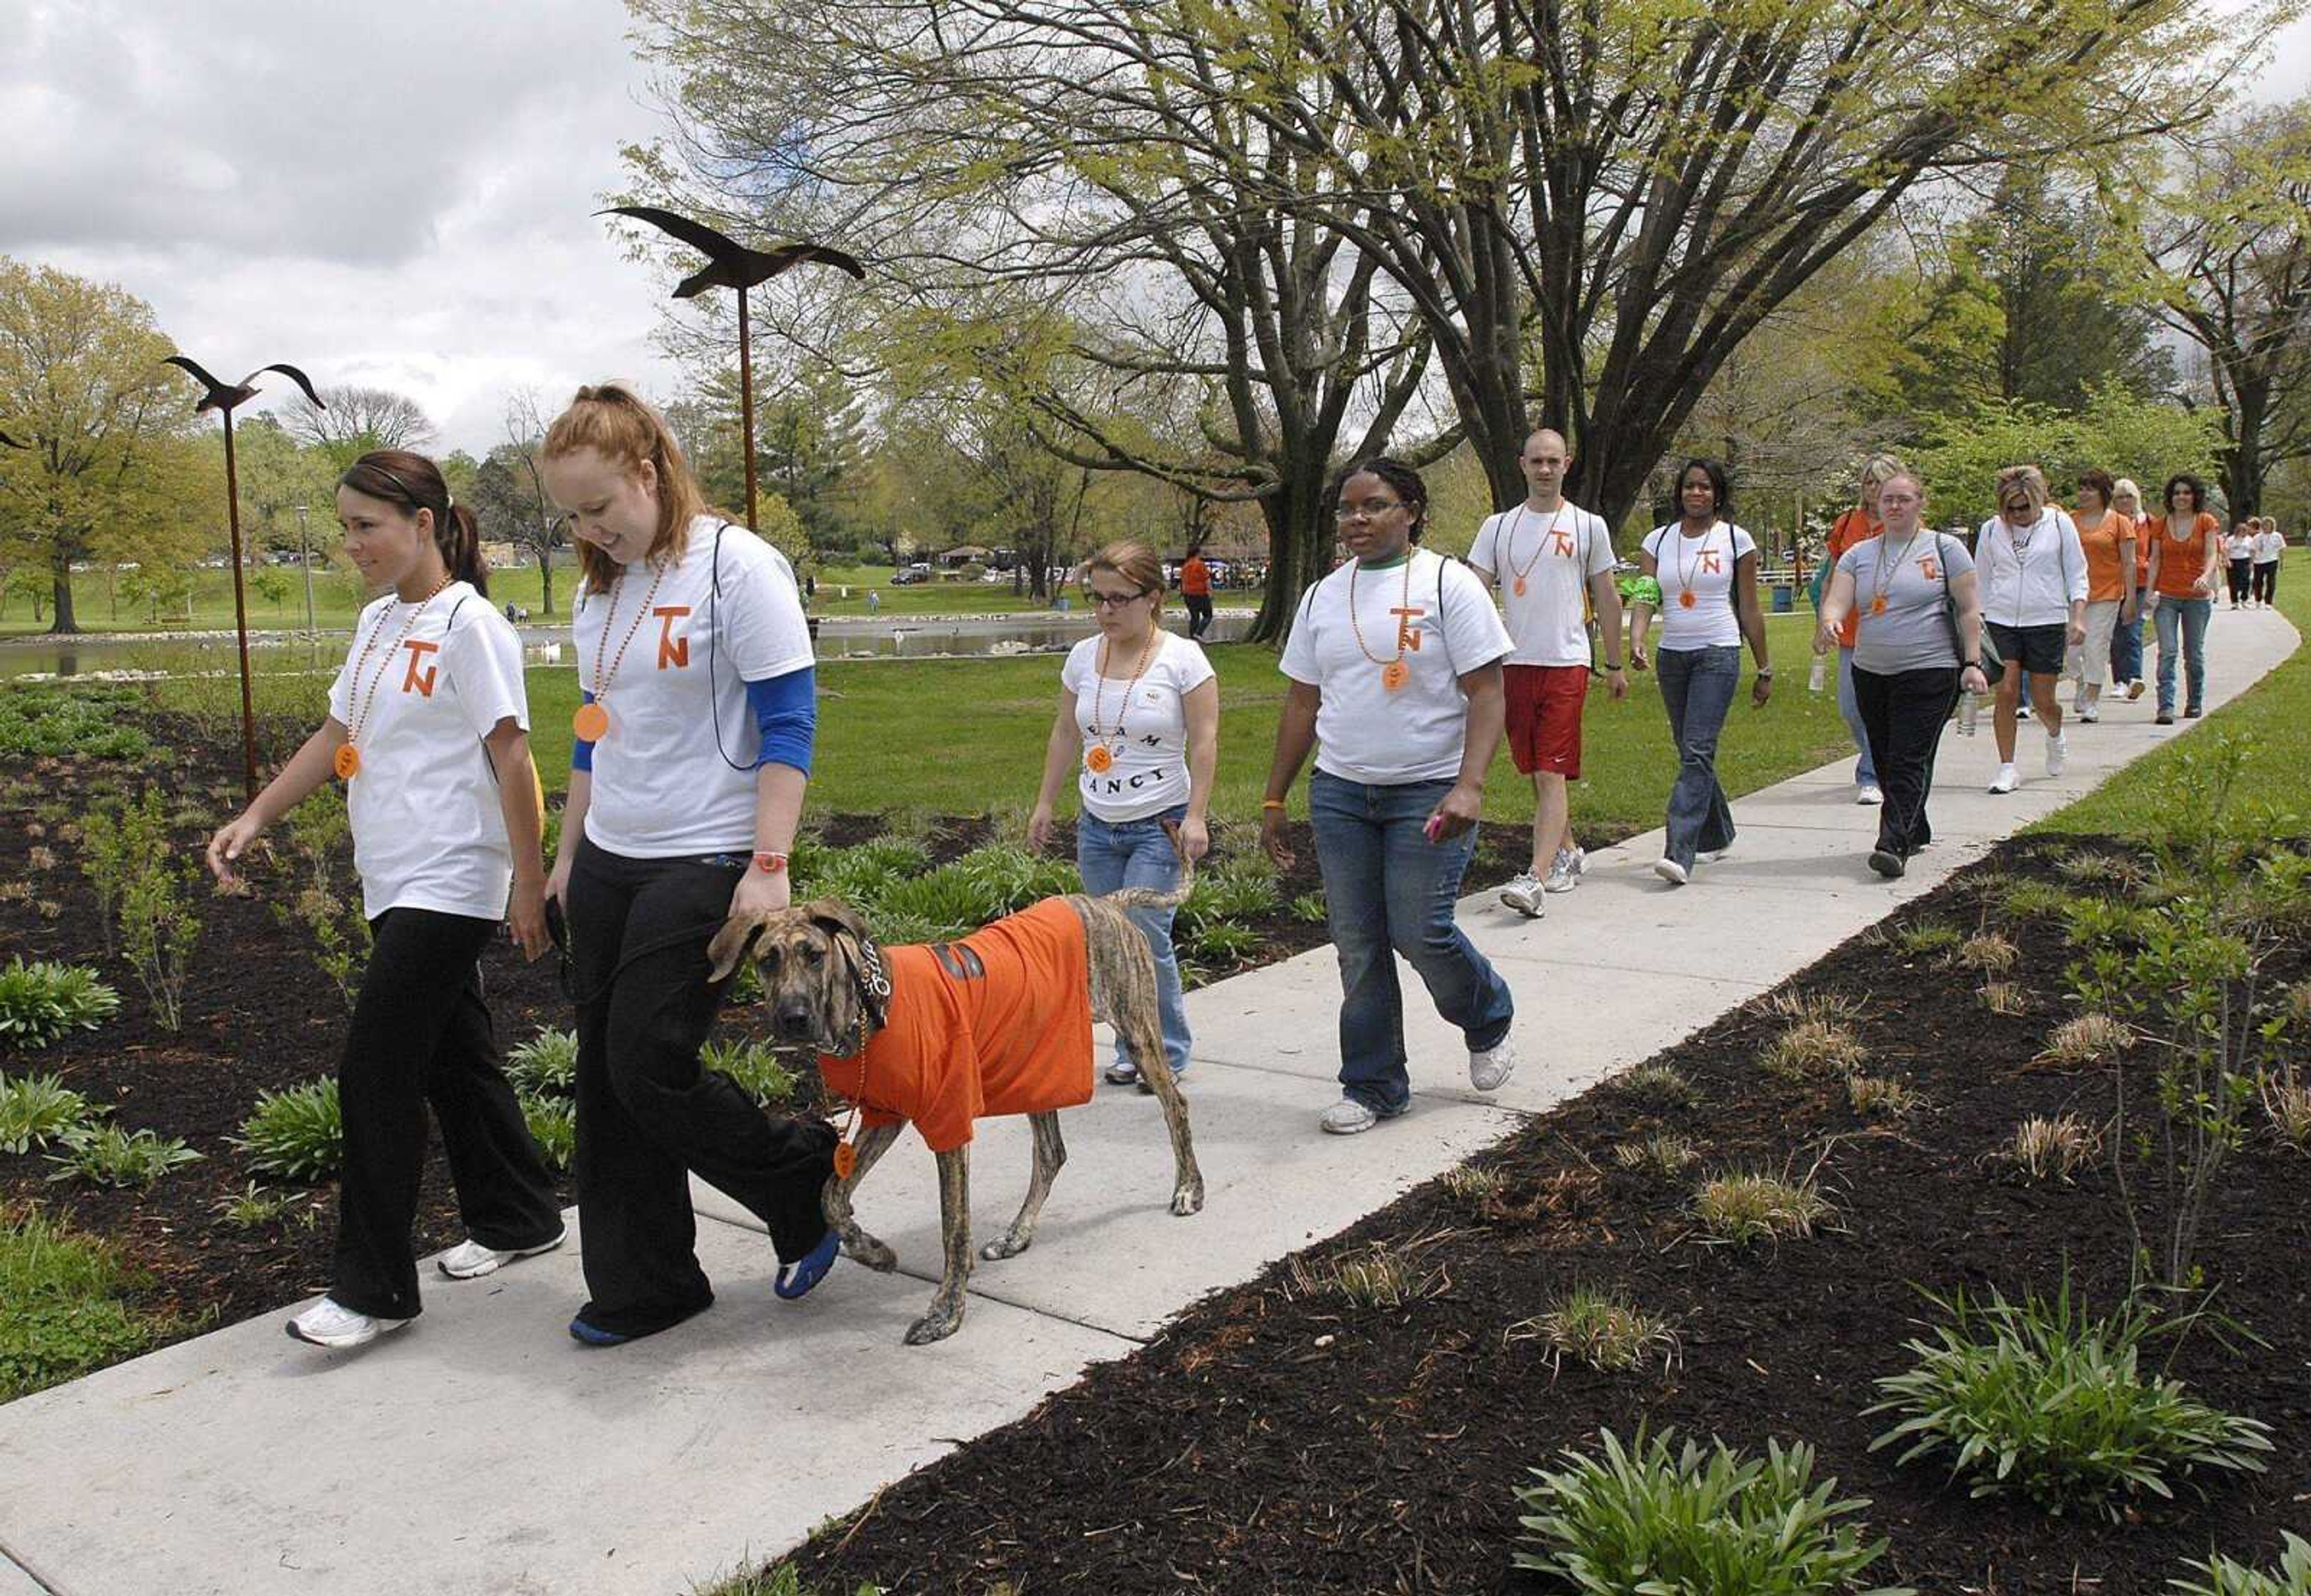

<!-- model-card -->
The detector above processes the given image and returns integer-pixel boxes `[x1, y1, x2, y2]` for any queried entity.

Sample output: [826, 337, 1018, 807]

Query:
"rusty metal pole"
[220, 413, 259, 804]
[736, 287, 758, 533]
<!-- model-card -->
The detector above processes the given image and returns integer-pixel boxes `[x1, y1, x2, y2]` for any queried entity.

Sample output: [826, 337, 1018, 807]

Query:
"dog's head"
[707, 897, 891, 1055]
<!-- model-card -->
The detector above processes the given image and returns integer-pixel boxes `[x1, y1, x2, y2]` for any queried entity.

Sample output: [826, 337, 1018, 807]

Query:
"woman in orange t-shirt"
[2065, 469, 2138, 722]
[2142, 472, 2221, 722]
[1817, 454, 1904, 803]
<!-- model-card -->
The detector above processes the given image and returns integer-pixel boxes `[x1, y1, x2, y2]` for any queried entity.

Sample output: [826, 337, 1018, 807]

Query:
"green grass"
[0, 1204, 180, 1400]
[2034, 548, 2307, 839]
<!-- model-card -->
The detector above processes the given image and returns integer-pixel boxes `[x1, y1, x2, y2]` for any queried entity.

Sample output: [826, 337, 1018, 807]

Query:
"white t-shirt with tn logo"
[573, 516, 814, 858]
[1642, 522, 1758, 651]
[328, 581, 527, 921]
[1467, 502, 1615, 666]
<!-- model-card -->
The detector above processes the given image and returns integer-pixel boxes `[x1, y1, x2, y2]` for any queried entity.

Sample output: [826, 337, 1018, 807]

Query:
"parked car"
[891, 563, 932, 585]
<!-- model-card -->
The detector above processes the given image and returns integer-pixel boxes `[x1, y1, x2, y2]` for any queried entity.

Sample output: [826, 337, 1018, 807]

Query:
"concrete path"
[2, 608, 2295, 1596]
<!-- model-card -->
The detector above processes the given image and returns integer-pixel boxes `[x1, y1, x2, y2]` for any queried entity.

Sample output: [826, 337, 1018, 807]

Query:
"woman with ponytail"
[539, 382, 836, 1347]
[205, 448, 566, 1350]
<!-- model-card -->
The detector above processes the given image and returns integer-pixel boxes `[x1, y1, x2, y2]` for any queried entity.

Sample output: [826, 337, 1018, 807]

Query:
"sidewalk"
[2, 609, 2295, 1596]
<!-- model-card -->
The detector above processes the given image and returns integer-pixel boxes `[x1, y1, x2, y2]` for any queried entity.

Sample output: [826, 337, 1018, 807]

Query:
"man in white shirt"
[1467, 429, 1627, 916]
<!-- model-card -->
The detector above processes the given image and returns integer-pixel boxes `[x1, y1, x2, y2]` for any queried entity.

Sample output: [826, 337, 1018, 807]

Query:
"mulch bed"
[770, 837, 2311, 1595]
[0, 706, 1540, 1347]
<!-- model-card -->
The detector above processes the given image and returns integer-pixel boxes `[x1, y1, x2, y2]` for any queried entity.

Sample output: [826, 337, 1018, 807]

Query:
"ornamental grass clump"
[1981, 980, 2029, 1016]
[1441, 1165, 1506, 1204]
[1513, 1426, 1908, 1595]
[1847, 1074, 1921, 1120]
[1507, 1289, 1681, 1374]
[1613, 1132, 1699, 1177]
[1615, 1063, 1694, 1109]
[1890, 920, 1961, 959]
[2173, 1532, 2311, 1596]
[237, 1078, 343, 1182]
[1694, 1170, 1834, 1246]
[1288, 1237, 1447, 1310]
[0, 959, 120, 1051]
[1958, 931, 2020, 975]
[2036, 1013, 2134, 1069]
[2001, 1113, 2102, 1183]
[1760, 1018, 1869, 1081]
[1867, 1280, 2273, 1519]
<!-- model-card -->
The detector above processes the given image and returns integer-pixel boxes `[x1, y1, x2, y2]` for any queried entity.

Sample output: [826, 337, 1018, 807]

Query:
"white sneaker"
[1544, 847, 1583, 893]
[2079, 703, 2099, 723]
[1653, 856, 1689, 885]
[437, 1227, 567, 1281]
[1469, 1034, 1517, 1092]
[1698, 844, 1730, 864]
[1988, 764, 2020, 794]
[2045, 731, 2067, 777]
[286, 1298, 410, 1350]
[1319, 1098, 1386, 1135]
[1855, 784, 1884, 806]
[1497, 873, 1546, 918]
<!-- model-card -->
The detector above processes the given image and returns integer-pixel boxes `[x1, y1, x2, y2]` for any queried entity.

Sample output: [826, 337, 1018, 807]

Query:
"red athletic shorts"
[1503, 663, 1591, 777]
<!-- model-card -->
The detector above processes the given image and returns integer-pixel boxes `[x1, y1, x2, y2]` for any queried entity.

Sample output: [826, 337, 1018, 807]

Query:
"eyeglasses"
[1334, 497, 1406, 521]
[1086, 587, 1149, 608]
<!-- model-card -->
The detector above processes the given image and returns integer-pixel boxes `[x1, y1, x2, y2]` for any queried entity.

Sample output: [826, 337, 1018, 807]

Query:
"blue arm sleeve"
[747, 667, 815, 775]
[571, 690, 595, 772]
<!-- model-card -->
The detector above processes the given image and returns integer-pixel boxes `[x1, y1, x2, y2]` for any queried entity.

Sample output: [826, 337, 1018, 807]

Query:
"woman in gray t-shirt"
[1813, 471, 1988, 879]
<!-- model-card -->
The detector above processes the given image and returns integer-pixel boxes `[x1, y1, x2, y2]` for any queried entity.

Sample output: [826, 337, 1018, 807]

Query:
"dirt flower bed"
[767, 837, 2311, 1596]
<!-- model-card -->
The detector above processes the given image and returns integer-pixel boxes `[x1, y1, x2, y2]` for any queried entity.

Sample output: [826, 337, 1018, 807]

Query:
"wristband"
[1260, 799, 1287, 812]
[1604, 660, 1624, 671]
[752, 852, 788, 874]
[1756, 666, 1775, 678]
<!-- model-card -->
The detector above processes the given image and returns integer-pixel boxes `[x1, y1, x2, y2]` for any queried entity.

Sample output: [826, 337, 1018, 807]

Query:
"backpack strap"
[1434, 549, 1458, 677]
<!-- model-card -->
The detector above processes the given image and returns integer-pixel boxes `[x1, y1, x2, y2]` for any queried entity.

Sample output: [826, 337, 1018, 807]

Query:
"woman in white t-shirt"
[1028, 541, 1216, 1087]
[2225, 521, 2256, 608]
[205, 450, 565, 1352]
[1260, 458, 1518, 1136]
[2251, 516, 2284, 608]
[1628, 458, 1774, 885]
[539, 384, 836, 1346]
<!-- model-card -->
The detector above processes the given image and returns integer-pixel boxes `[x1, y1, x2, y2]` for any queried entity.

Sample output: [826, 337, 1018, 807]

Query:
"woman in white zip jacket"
[1975, 465, 2087, 794]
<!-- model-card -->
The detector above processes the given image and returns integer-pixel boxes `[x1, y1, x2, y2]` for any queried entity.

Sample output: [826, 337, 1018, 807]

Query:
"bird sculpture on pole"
[161, 356, 326, 804]
[596, 206, 864, 534]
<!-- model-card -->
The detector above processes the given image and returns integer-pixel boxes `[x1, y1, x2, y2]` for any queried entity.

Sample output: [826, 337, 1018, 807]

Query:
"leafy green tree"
[1909, 388, 2223, 527]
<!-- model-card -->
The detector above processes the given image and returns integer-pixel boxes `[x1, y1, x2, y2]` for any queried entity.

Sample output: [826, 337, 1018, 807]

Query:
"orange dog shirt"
[817, 898, 1095, 1153]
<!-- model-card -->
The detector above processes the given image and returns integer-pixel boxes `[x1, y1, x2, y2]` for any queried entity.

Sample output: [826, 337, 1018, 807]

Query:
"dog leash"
[821, 935, 893, 1180]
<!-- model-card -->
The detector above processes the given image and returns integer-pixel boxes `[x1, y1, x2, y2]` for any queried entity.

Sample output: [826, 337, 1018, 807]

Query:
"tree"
[477, 390, 566, 614]
[2132, 104, 2311, 519]
[1908, 388, 2223, 527]
[227, 413, 336, 556]
[0, 258, 190, 633]
[279, 384, 437, 468]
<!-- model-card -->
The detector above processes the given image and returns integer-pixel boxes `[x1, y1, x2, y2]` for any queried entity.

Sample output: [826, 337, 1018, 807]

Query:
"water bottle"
[1807, 652, 1827, 693]
[1958, 687, 1979, 736]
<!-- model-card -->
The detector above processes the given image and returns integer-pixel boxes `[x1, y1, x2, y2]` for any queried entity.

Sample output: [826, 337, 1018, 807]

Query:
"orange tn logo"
[1550, 529, 1577, 557]
[1390, 605, 1426, 651]
[1918, 556, 1941, 581]
[654, 606, 692, 669]
[400, 640, 439, 697]
[1700, 549, 1723, 575]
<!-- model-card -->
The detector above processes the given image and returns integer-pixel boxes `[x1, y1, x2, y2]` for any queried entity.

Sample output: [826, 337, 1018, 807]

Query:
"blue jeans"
[1836, 646, 1878, 788]
[2111, 599, 2145, 684]
[1075, 805, 1190, 1077]
[1308, 772, 1514, 1115]
[2152, 597, 2211, 714]
[1656, 646, 1740, 869]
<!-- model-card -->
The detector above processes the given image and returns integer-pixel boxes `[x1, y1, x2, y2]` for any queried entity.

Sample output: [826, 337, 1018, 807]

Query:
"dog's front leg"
[824, 1121, 903, 1272]
[905, 1145, 972, 1345]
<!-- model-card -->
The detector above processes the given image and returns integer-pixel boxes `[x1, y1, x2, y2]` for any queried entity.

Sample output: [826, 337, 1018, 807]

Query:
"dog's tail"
[1100, 818, 1196, 912]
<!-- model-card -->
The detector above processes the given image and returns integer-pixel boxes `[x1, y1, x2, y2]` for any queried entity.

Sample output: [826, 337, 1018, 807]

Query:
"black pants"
[2228, 557, 2252, 603]
[1184, 593, 1214, 638]
[2253, 561, 2277, 605]
[1852, 664, 1961, 861]
[569, 835, 835, 1339]
[333, 908, 563, 1320]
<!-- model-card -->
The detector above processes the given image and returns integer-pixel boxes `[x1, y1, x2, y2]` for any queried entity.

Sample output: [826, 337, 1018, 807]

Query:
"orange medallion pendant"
[1381, 660, 1410, 691]
[833, 1140, 858, 1181]
[1512, 577, 1528, 597]
[572, 702, 610, 741]
[332, 744, 361, 781]
[1870, 595, 1887, 616]
[1084, 744, 1115, 775]
[1678, 590, 1697, 608]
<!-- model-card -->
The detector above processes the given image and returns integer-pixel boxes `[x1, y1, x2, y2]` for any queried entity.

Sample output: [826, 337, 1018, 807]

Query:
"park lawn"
[2030, 547, 2307, 840]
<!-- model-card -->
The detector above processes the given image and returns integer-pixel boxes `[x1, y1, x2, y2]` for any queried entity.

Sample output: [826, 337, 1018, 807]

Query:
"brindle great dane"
[707, 843, 1203, 1345]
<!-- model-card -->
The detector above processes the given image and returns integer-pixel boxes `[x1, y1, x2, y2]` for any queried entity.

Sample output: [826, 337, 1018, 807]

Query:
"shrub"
[2000, 1113, 2102, 1182]
[273, 785, 369, 1009]
[83, 791, 205, 1031]
[521, 1093, 575, 1173]
[2036, 1013, 2134, 1068]
[1289, 891, 1328, 924]
[1761, 1019, 1869, 1080]
[0, 1205, 170, 1401]
[0, 686, 151, 761]
[2063, 896, 2162, 951]
[0, 1072, 98, 1154]
[1613, 1132, 1699, 1177]
[0, 959, 121, 1051]
[700, 1038, 799, 1107]
[1513, 1427, 1904, 1594]
[1867, 1280, 2273, 1518]
[45, 1125, 202, 1190]
[2173, 1532, 2311, 1596]
[1615, 1064, 1694, 1109]
[1848, 1075, 1921, 1119]
[1694, 1170, 1834, 1245]
[1507, 1289, 1681, 1374]
[1198, 862, 1281, 921]
[238, 1078, 344, 1181]
[506, 1027, 578, 1095]
[1186, 918, 1262, 963]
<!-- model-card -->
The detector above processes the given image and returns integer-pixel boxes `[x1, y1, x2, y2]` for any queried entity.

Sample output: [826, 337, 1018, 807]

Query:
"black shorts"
[1985, 621, 2067, 678]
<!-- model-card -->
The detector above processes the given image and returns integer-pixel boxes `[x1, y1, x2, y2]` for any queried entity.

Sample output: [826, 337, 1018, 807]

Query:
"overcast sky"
[7, 0, 2311, 459]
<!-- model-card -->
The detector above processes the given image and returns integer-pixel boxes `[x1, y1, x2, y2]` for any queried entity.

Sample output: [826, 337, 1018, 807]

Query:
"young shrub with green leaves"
[271, 784, 370, 1010]
[1513, 1427, 1906, 1595]
[1867, 1280, 2273, 1518]
[2172, 1532, 2311, 1596]
[506, 1027, 578, 1095]
[44, 1125, 202, 1190]
[84, 791, 205, 1032]
[0, 959, 122, 1051]
[0, 1072, 97, 1154]
[237, 1078, 344, 1181]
